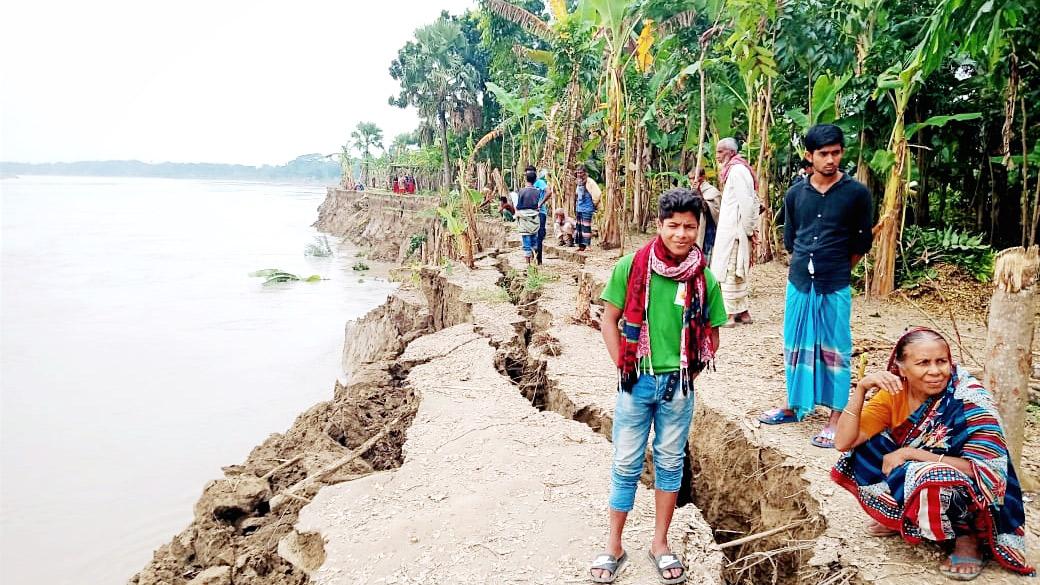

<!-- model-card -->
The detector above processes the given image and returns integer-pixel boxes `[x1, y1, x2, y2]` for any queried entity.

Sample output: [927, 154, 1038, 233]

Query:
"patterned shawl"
[720, 154, 759, 191]
[617, 236, 715, 395]
[831, 328, 1033, 575]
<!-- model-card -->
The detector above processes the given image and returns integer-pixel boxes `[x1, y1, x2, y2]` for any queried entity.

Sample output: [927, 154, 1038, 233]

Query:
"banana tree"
[868, 0, 1019, 296]
[580, 0, 641, 249]
[481, 0, 599, 214]
[720, 0, 780, 260]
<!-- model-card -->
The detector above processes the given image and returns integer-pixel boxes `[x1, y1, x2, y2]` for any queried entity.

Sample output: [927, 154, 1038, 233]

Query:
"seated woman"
[833, 328, 1033, 581]
[499, 195, 516, 222]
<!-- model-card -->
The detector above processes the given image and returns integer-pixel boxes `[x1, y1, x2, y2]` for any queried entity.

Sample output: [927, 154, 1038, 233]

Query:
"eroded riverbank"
[132, 188, 1038, 585]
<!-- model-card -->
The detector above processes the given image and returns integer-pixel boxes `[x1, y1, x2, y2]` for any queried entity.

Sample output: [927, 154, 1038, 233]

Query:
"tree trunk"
[755, 81, 775, 264]
[633, 128, 645, 230]
[439, 110, 452, 189]
[600, 68, 623, 250]
[868, 98, 909, 297]
[695, 54, 708, 174]
[913, 134, 931, 226]
[561, 66, 582, 215]
[457, 159, 477, 269]
[982, 246, 1039, 490]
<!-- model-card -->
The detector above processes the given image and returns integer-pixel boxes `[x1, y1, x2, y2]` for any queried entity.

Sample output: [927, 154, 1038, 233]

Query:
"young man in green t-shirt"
[590, 189, 728, 583]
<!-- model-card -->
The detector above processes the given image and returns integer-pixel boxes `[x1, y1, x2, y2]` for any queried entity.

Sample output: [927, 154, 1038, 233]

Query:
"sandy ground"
[279, 190, 1040, 585]
[298, 291, 722, 584]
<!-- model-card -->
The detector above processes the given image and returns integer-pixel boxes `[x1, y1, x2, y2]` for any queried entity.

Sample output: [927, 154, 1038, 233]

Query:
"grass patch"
[462, 286, 512, 304]
[524, 265, 559, 294]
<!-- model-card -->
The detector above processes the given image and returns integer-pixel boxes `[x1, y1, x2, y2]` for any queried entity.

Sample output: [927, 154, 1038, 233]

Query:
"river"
[0, 176, 396, 585]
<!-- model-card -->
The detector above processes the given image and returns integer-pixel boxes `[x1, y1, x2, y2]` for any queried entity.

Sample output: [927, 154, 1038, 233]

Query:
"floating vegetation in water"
[304, 235, 333, 257]
[352, 262, 370, 271]
[249, 268, 322, 285]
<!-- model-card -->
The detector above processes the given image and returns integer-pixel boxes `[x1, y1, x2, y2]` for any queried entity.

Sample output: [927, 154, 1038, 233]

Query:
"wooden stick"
[270, 417, 403, 511]
[261, 455, 302, 480]
[718, 519, 808, 550]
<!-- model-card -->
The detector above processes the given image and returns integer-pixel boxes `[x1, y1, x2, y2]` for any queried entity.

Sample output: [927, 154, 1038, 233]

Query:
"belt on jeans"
[619, 371, 684, 401]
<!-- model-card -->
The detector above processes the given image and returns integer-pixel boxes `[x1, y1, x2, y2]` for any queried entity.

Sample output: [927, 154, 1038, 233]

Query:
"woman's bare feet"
[863, 520, 898, 537]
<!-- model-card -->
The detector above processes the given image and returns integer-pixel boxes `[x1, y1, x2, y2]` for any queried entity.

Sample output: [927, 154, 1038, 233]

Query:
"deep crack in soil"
[486, 247, 864, 585]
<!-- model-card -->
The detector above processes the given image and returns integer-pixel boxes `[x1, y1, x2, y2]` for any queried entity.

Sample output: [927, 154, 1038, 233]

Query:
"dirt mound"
[898, 263, 992, 321]
[131, 325, 424, 585]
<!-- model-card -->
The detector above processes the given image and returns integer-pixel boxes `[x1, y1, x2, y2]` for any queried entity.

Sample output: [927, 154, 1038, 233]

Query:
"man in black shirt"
[758, 124, 873, 449]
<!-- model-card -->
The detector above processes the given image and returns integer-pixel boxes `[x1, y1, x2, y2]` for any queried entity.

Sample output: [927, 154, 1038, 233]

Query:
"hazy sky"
[0, 0, 477, 165]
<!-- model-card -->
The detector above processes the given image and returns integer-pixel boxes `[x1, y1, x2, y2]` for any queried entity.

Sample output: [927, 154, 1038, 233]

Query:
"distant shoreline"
[0, 155, 342, 184]
[1, 173, 333, 186]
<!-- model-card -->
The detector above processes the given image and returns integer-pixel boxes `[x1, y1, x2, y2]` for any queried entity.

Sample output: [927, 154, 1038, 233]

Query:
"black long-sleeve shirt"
[783, 173, 874, 294]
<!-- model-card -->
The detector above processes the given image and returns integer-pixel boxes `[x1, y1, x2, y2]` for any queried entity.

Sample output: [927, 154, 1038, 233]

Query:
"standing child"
[590, 188, 728, 584]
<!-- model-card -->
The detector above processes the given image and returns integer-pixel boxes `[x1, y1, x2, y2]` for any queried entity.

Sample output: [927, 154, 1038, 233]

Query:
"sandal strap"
[948, 555, 983, 566]
[656, 554, 683, 570]
[591, 555, 619, 571]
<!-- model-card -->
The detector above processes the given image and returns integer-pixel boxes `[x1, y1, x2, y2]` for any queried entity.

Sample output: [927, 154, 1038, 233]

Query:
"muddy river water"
[0, 176, 395, 584]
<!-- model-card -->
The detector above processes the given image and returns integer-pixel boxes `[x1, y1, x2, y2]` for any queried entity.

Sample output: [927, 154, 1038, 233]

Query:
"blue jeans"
[521, 234, 537, 257]
[536, 212, 547, 262]
[609, 373, 694, 512]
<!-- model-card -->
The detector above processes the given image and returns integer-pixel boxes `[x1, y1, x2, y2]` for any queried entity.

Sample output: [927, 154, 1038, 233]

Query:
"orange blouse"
[858, 389, 912, 438]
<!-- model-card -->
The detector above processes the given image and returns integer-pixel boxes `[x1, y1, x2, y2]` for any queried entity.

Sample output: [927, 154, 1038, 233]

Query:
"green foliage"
[384, 0, 1039, 257]
[524, 265, 559, 294]
[406, 233, 428, 258]
[249, 269, 322, 285]
[904, 112, 983, 139]
[352, 262, 370, 271]
[304, 235, 333, 257]
[785, 73, 852, 132]
[898, 226, 995, 285]
[1027, 403, 1040, 426]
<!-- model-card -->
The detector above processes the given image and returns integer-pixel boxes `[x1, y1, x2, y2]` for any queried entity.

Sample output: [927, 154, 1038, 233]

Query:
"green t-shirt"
[601, 253, 728, 373]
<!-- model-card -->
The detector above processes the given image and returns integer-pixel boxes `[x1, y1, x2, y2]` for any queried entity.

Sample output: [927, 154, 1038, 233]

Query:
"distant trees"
[0, 156, 340, 182]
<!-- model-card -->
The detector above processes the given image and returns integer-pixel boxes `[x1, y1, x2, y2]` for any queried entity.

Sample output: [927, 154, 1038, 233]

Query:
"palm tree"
[390, 132, 417, 158]
[337, 145, 353, 185]
[351, 122, 384, 186]
[389, 19, 480, 187]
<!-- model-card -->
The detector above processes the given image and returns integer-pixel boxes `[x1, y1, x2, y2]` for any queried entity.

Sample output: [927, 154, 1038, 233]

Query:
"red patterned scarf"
[720, 154, 759, 191]
[618, 237, 715, 392]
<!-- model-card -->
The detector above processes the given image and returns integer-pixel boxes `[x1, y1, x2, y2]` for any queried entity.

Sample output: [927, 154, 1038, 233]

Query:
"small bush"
[524, 266, 559, 294]
[304, 235, 333, 257]
[898, 226, 994, 286]
[352, 262, 370, 271]
[406, 233, 427, 258]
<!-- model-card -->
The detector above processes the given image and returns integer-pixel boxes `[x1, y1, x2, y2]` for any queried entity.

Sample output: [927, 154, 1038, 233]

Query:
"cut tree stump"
[982, 246, 1038, 490]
